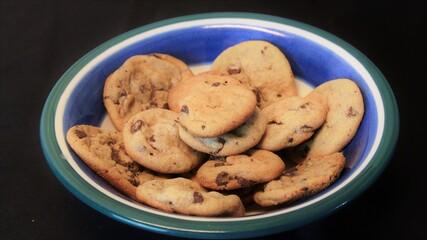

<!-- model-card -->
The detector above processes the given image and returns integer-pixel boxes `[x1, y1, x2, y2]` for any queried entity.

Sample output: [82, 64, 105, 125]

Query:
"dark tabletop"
[1, 0, 426, 239]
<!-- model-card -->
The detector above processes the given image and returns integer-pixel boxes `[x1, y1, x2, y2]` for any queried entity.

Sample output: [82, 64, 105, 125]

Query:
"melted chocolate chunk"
[131, 120, 144, 134]
[299, 103, 311, 109]
[111, 149, 120, 162]
[211, 82, 221, 87]
[128, 177, 139, 187]
[127, 162, 142, 174]
[236, 176, 252, 188]
[193, 191, 204, 203]
[74, 130, 87, 139]
[216, 172, 230, 186]
[217, 137, 226, 144]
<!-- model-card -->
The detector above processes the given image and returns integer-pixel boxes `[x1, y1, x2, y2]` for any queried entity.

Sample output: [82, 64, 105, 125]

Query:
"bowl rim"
[40, 12, 399, 239]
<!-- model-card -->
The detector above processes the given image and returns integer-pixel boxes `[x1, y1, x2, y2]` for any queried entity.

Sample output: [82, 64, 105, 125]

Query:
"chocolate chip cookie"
[122, 108, 205, 174]
[136, 177, 246, 217]
[210, 40, 298, 108]
[103, 53, 193, 131]
[195, 149, 286, 191]
[285, 79, 365, 162]
[66, 125, 168, 200]
[168, 72, 257, 137]
[253, 152, 345, 206]
[257, 96, 327, 151]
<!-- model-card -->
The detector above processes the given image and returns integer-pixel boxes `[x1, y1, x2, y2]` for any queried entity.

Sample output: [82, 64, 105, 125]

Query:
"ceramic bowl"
[40, 12, 399, 239]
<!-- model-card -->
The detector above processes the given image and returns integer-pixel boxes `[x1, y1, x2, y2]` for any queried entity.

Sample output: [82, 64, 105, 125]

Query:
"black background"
[1, 0, 426, 239]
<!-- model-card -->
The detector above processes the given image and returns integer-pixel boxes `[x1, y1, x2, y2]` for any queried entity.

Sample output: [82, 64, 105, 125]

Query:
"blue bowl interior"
[64, 23, 377, 187]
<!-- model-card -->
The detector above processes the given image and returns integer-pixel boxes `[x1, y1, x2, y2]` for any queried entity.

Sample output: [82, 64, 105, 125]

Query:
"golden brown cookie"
[253, 152, 345, 207]
[210, 40, 298, 108]
[66, 125, 168, 200]
[257, 96, 327, 151]
[285, 79, 364, 163]
[103, 54, 193, 131]
[195, 149, 286, 191]
[136, 177, 245, 217]
[167, 72, 257, 138]
[122, 108, 205, 174]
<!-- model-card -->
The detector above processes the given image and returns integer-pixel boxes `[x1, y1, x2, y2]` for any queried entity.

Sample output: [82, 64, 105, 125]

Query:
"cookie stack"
[66, 40, 364, 217]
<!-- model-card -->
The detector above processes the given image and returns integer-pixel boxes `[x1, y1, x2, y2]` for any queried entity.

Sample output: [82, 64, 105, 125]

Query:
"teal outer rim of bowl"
[40, 12, 399, 239]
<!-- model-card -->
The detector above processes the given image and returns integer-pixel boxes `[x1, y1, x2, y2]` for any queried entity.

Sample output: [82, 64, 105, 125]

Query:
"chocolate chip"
[107, 138, 116, 145]
[217, 137, 226, 144]
[267, 120, 283, 125]
[149, 101, 158, 108]
[299, 103, 310, 109]
[299, 125, 314, 133]
[216, 172, 229, 186]
[287, 137, 294, 143]
[214, 162, 225, 167]
[163, 103, 169, 109]
[128, 177, 139, 187]
[119, 90, 127, 97]
[149, 135, 155, 142]
[236, 176, 252, 188]
[181, 105, 189, 114]
[131, 120, 144, 134]
[201, 125, 206, 130]
[193, 191, 204, 203]
[74, 130, 87, 139]
[227, 66, 241, 75]
[111, 149, 120, 162]
[211, 82, 221, 87]
[127, 162, 142, 174]
[347, 106, 358, 117]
